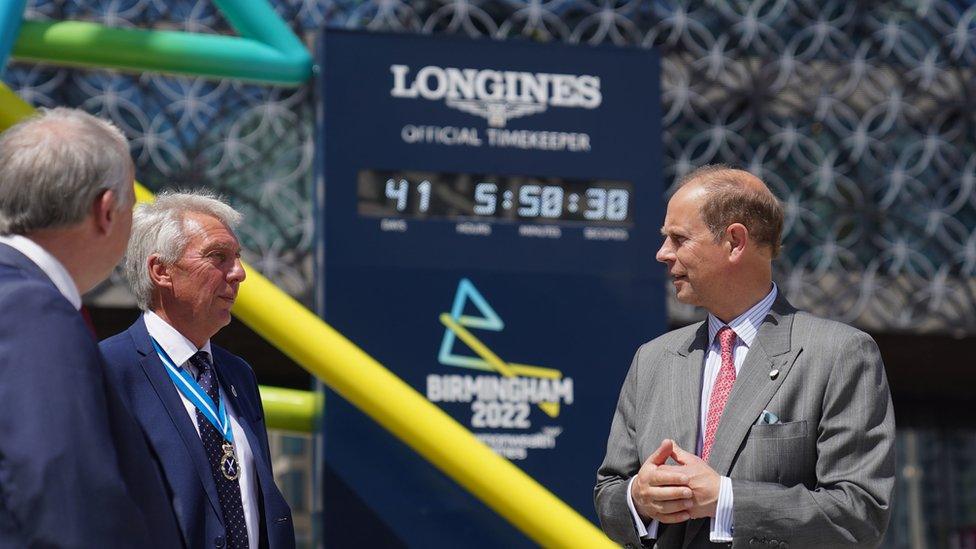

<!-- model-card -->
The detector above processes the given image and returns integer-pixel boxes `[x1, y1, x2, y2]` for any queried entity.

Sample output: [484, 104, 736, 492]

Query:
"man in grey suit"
[595, 166, 895, 548]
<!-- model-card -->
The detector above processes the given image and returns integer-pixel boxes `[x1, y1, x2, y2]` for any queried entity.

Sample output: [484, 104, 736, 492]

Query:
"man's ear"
[148, 254, 173, 289]
[91, 189, 118, 235]
[726, 223, 749, 260]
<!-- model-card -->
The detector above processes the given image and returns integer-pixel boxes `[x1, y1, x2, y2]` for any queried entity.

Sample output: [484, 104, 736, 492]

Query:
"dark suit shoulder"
[211, 344, 255, 375]
[97, 331, 145, 399]
[0, 267, 75, 314]
[211, 344, 264, 413]
[100, 328, 133, 352]
[210, 343, 251, 370]
[0, 272, 97, 368]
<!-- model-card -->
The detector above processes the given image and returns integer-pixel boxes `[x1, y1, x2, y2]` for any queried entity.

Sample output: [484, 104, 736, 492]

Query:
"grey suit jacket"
[594, 295, 895, 549]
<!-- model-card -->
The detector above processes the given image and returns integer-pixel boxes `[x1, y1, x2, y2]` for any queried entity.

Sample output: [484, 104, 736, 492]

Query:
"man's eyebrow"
[202, 241, 240, 254]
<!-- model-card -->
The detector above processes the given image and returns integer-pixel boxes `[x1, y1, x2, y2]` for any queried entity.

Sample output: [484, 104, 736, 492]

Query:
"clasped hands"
[630, 439, 720, 524]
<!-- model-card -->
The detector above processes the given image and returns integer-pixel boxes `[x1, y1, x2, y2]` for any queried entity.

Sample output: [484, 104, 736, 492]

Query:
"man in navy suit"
[0, 108, 181, 547]
[100, 191, 295, 549]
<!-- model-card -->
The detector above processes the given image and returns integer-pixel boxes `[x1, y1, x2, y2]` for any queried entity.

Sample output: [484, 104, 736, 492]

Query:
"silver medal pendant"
[220, 443, 240, 481]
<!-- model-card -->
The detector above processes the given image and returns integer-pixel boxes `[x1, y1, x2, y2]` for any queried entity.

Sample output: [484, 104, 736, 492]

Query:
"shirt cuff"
[625, 476, 659, 539]
[709, 475, 734, 542]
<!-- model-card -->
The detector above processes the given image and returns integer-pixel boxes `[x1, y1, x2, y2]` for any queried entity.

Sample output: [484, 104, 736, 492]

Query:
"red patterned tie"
[702, 326, 737, 463]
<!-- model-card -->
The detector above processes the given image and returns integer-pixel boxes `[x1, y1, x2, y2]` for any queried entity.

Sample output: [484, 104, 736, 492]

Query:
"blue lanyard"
[150, 338, 234, 444]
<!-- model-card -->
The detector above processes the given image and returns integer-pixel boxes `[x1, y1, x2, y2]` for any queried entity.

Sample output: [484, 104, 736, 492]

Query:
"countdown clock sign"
[316, 29, 665, 547]
[358, 170, 633, 225]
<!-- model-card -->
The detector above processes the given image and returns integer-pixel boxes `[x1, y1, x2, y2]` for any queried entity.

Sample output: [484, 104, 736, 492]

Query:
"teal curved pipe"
[10, 0, 311, 86]
[0, 0, 28, 76]
[213, 0, 308, 60]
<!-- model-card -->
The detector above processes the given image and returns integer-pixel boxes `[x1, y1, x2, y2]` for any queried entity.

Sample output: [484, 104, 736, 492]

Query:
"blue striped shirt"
[629, 283, 778, 542]
[699, 283, 778, 541]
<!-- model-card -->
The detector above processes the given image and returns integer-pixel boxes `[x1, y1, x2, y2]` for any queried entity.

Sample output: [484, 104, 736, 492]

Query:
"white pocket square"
[757, 410, 780, 425]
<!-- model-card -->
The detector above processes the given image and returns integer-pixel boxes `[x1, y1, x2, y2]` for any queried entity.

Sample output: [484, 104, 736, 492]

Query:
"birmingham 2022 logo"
[427, 279, 573, 460]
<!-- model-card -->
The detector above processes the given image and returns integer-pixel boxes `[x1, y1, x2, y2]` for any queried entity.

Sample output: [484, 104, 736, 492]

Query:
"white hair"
[0, 107, 133, 234]
[124, 190, 243, 311]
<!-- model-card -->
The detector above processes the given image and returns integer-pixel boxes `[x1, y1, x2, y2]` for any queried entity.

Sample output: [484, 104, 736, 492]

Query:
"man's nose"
[228, 258, 246, 283]
[655, 239, 673, 264]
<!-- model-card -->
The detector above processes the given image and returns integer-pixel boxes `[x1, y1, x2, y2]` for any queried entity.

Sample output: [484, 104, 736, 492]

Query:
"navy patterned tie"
[190, 352, 249, 549]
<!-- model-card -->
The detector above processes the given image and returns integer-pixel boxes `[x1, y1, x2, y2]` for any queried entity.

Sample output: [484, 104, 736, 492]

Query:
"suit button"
[214, 536, 225, 548]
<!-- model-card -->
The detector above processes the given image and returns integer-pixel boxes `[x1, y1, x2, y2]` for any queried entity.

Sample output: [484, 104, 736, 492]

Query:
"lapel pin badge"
[769, 369, 780, 380]
[231, 385, 237, 397]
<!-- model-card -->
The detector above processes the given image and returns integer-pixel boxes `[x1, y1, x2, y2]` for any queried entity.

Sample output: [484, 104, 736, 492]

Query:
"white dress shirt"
[144, 311, 260, 549]
[627, 284, 778, 542]
[0, 234, 81, 309]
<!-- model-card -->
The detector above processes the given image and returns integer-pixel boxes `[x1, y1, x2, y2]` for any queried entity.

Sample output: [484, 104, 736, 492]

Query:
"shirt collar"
[707, 283, 778, 348]
[143, 311, 213, 373]
[0, 234, 81, 310]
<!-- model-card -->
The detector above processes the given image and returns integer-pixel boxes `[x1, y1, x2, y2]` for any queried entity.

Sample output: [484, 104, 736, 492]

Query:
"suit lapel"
[234, 400, 275, 503]
[129, 321, 223, 519]
[214, 357, 271, 473]
[706, 295, 803, 476]
[669, 322, 708, 454]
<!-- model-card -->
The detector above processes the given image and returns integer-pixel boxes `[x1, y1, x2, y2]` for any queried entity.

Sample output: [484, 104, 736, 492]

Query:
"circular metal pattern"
[9, 0, 976, 334]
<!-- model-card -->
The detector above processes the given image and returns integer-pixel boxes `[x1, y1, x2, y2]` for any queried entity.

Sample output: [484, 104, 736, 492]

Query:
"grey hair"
[0, 107, 133, 235]
[124, 190, 243, 311]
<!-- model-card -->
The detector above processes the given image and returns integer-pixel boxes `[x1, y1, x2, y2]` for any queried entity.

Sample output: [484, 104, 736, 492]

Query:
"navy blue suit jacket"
[100, 318, 295, 549]
[0, 243, 181, 548]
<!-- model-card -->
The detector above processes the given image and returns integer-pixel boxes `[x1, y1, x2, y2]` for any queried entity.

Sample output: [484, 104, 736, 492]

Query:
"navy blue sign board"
[315, 29, 665, 547]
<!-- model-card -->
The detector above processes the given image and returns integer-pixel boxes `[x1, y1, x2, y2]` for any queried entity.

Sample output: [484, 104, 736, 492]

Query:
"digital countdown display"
[357, 169, 633, 225]
[317, 29, 665, 548]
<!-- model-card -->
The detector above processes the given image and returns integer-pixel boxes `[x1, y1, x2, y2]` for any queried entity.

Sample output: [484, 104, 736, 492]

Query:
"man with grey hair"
[100, 191, 295, 549]
[0, 108, 181, 547]
[595, 166, 894, 548]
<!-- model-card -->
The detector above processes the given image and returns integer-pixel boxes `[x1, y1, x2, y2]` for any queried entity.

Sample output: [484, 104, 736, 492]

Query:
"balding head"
[678, 165, 784, 258]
